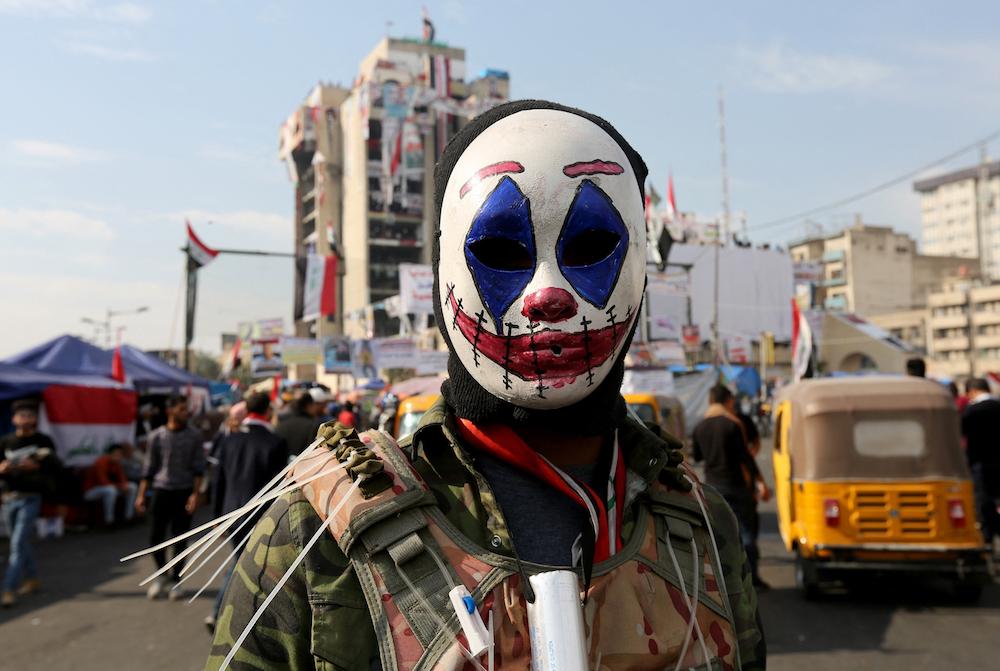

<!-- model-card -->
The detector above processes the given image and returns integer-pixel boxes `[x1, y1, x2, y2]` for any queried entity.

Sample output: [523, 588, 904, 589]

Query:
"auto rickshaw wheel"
[795, 549, 821, 600]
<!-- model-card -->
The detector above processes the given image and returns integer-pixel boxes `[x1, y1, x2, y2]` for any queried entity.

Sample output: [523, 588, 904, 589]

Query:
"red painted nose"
[521, 288, 578, 323]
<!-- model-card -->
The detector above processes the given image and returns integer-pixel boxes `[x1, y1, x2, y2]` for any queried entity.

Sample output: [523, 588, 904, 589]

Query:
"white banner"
[415, 349, 450, 376]
[399, 263, 435, 314]
[726, 335, 750, 364]
[647, 271, 690, 296]
[302, 255, 326, 322]
[376, 337, 417, 369]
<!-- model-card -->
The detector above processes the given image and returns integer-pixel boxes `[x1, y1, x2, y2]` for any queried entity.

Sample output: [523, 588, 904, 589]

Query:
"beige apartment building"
[914, 160, 1000, 280]
[788, 221, 975, 315]
[279, 37, 510, 341]
[870, 276, 1000, 377]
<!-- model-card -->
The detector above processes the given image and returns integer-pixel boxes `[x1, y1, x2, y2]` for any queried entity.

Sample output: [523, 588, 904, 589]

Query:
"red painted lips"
[447, 292, 631, 384]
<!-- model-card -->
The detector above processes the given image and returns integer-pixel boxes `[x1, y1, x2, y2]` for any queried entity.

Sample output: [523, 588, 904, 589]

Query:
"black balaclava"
[432, 99, 648, 436]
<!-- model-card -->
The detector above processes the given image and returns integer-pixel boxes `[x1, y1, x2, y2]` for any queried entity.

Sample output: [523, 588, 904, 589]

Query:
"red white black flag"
[422, 6, 434, 43]
[186, 220, 219, 268]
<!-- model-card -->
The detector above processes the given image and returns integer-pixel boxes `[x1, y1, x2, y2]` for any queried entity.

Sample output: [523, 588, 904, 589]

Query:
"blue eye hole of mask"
[557, 180, 629, 308]
[464, 176, 536, 330]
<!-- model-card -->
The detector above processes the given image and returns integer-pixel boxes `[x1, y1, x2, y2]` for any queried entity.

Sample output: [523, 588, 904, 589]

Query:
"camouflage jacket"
[207, 399, 766, 671]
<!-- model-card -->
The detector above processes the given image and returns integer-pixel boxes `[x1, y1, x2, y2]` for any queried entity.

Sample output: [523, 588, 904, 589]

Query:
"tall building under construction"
[279, 37, 510, 344]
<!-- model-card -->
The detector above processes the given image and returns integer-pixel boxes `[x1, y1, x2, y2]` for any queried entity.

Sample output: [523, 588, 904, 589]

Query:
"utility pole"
[977, 145, 993, 281]
[713, 88, 730, 378]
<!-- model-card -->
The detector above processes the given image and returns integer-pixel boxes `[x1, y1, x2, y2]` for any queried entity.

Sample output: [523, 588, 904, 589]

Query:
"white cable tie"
[218, 477, 363, 671]
[683, 473, 742, 671]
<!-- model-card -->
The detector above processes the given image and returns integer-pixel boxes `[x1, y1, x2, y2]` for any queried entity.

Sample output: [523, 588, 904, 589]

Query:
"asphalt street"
[0, 438, 996, 670]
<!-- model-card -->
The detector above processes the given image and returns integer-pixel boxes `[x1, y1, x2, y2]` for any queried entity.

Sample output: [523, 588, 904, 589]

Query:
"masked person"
[206, 101, 765, 671]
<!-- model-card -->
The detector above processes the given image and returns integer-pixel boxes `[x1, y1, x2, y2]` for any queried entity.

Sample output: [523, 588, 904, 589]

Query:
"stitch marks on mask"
[445, 285, 634, 396]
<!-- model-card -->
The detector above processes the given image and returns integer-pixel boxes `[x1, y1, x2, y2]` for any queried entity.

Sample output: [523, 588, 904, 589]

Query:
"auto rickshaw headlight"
[824, 498, 841, 527]
[947, 499, 967, 528]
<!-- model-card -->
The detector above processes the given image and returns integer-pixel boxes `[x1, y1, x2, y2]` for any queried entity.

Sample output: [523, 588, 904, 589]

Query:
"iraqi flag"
[186, 220, 219, 268]
[38, 385, 137, 467]
[791, 299, 813, 382]
[302, 254, 338, 322]
[422, 6, 434, 43]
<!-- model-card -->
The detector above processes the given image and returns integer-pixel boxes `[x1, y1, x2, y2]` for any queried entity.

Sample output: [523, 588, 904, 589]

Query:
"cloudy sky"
[2, 0, 999, 357]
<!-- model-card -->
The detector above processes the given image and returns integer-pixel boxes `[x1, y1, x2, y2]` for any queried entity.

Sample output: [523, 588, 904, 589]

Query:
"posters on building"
[651, 340, 687, 366]
[725, 335, 750, 363]
[280, 337, 323, 365]
[399, 263, 435, 314]
[648, 315, 681, 340]
[415, 349, 450, 376]
[682, 325, 702, 352]
[793, 259, 824, 285]
[250, 339, 282, 377]
[627, 343, 656, 368]
[302, 255, 338, 322]
[621, 369, 676, 396]
[647, 271, 690, 296]
[352, 339, 380, 379]
[323, 335, 353, 374]
[238, 319, 285, 347]
[377, 337, 417, 369]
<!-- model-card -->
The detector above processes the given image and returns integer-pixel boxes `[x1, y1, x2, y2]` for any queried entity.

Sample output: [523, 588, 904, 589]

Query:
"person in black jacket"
[274, 391, 324, 457]
[961, 378, 1000, 547]
[205, 392, 288, 633]
[693, 385, 772, 589]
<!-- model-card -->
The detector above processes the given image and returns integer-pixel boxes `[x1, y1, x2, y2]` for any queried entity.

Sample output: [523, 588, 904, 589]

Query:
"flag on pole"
[791, 299, 813, 382]
[422, 6, 434, 43]
[666, 173, 677, 222]
[186, 220, 218, 268]
[302, 254, 338, 322]
[111, 328, 126, 383]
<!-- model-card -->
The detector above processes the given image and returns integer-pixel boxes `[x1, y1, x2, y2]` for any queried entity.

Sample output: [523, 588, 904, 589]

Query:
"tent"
[2, 335, 212, 466]
[5, 335, 210, 393]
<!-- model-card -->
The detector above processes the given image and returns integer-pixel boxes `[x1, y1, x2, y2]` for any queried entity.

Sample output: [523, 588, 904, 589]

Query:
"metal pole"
[185, 253, 197, 372]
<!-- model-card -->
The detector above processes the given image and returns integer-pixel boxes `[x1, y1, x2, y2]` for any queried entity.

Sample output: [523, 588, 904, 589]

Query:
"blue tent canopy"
[0, 361, 130, 402]
[3, 335, 210, 392]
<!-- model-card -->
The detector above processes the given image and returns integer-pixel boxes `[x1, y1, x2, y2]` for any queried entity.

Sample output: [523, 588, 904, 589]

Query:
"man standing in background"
[961, 378, 1000, 551]
[274, 390, 323, 456]
[693, 385, 772, 590]
[0, 399, 62, 608]
[205, 392, 288, 633]
[136, 394, 205, 601]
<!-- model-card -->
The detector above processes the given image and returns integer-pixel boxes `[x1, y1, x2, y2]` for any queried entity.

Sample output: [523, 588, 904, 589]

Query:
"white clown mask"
[438, 109, 647, 410]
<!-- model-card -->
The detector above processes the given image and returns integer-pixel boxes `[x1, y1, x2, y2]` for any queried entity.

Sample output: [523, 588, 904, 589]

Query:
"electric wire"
[748, 127, 1000, 233]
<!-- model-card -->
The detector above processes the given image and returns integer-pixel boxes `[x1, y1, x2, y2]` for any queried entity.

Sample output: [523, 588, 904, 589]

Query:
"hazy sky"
[3, 0, 1000, 358]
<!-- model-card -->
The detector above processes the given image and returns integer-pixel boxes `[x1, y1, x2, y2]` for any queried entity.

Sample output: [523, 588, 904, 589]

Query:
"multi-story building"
[279, 37, 509, 344]
[914, 159, 1000, 279]
[869, 275, 1000, 377]
[788, 220, 976, 315]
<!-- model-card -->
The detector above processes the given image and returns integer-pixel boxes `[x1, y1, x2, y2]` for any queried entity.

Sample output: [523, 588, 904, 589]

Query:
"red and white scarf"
[454, 417, 626, 563]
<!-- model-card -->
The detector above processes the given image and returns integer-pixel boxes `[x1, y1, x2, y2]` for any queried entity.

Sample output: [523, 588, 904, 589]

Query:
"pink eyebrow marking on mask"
[563, 160, 624, 177]
[459, 161, 525, 198]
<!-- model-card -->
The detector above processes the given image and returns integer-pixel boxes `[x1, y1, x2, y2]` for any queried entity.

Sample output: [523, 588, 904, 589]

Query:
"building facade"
[789, 221, 976, 316]
[280, 37, 509, 345]
[914, 159, 1000, 279]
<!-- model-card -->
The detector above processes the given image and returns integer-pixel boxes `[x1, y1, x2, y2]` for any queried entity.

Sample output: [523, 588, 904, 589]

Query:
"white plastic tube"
[527, 571, 588, 671]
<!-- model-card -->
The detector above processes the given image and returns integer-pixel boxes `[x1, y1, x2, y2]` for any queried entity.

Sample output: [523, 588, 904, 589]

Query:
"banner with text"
[399, 263, 435, 314]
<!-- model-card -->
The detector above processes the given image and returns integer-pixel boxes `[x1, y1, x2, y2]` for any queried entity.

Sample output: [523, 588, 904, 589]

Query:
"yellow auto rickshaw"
[394, 394, 439, 440]
[773, 376, 992, 600]
[624, 393, 687, 444]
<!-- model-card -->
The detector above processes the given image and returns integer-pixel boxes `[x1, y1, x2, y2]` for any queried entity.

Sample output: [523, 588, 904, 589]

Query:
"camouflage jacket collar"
[408, 397, 675, 496]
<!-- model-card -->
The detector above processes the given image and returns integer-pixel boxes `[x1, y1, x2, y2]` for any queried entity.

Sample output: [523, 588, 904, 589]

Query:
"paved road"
[0, 439, 996, 670]
[750, 432, 1000, 670]
[0, 510, 223, 671]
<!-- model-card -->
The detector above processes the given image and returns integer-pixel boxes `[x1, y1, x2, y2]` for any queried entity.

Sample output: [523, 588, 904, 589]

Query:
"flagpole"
[185, 249, 197, 372]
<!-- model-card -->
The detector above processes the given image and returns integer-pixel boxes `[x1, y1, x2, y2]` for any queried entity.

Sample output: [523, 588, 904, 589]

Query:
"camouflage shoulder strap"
[291, 427, 487, 671]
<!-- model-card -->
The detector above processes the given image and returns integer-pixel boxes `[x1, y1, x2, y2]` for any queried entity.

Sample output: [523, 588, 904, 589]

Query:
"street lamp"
[81, 306, 149, 348]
